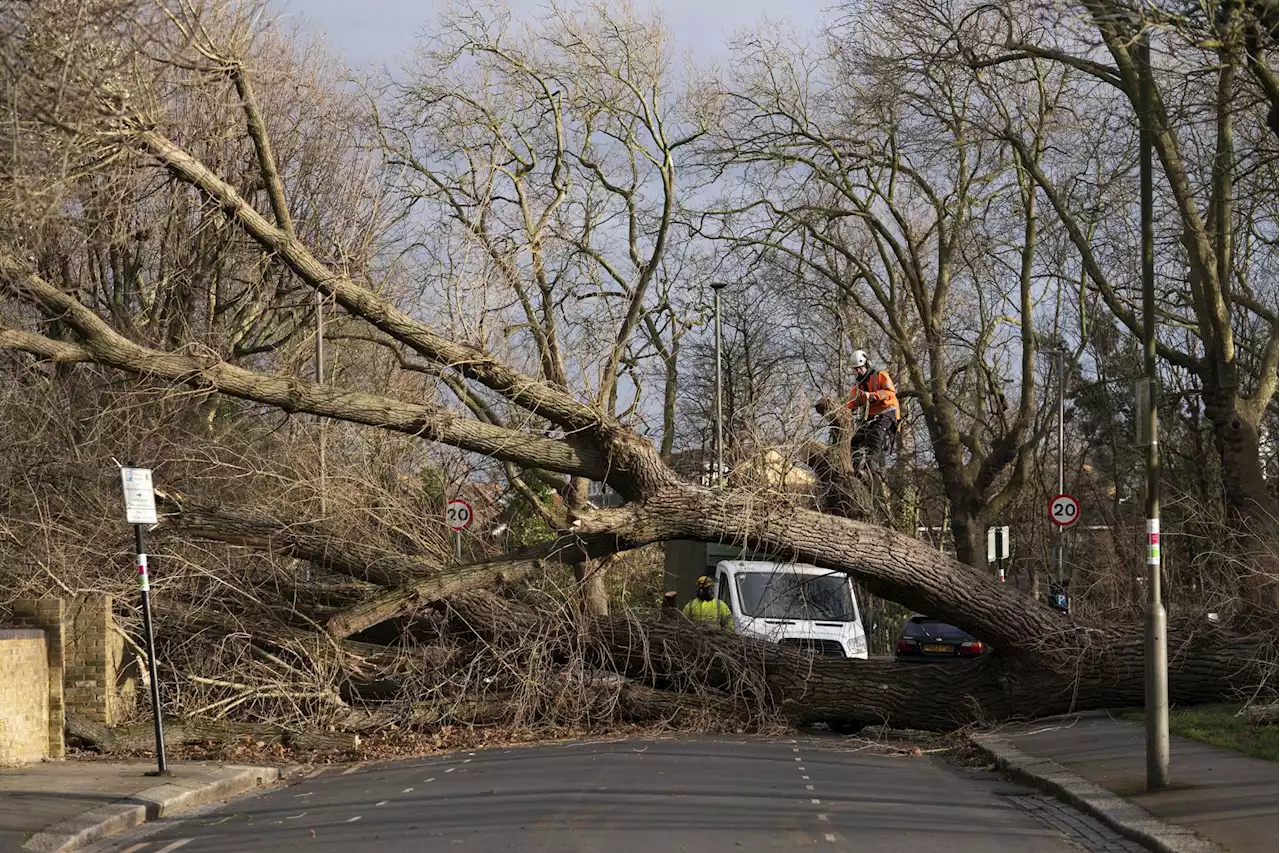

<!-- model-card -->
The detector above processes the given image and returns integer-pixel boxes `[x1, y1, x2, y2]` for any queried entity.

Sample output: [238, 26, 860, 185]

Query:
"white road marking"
[445, 767, 455, 773]
[284, 812, 308, 820]
[825, 833, 837, 842]
[463, 759, 472, 763]
[817, 814, 828, 821]
[811, 798, 821, 805]
[341, 763, 364, 775]
[402, 788, 415, 793]
[119, 845, 150, 853]
[802, 775, 810, 780]
[294, 792, 313, 798]
[425, 777, 436, 782]
[305, 768, 327, 780]
[794, 757, 802, 762]
[376, 800, 389, 807]
[806, 785, 814, 791]
[793, 748, 800, 752]
[798, 767, 805, 771]
[155, 841, 193, 853]
[346, 816, 362, 823]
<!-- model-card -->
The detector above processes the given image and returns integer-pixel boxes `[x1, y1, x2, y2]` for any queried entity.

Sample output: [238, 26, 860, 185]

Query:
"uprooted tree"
[0, 0, 1275, 738]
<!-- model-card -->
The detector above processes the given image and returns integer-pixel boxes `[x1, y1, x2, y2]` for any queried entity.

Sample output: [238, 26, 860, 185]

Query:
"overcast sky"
[267, 0, 827, 70]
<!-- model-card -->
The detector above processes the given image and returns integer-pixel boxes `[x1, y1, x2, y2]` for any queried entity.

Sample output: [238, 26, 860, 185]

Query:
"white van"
[713, 560, 868, 659]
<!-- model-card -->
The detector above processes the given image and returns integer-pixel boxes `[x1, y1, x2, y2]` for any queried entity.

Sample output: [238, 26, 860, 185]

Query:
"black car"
[894, 615, 988, 660]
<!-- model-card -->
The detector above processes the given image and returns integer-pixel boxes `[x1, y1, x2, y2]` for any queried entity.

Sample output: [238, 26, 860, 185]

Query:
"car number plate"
[923, 644, 953, 653]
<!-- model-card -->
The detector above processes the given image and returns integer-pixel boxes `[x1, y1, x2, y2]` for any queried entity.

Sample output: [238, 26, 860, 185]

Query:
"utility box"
[663, 540, 774, 608]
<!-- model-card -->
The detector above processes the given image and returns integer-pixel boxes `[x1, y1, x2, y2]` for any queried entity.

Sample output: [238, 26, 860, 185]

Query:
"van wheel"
[829, 721, 864, 735]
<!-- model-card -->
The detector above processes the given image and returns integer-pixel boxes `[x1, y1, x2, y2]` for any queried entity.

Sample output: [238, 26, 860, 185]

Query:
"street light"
[1137, 29, 1170, 791]
[1045, 346, 1067, 597]
[711, 281, 729, 487]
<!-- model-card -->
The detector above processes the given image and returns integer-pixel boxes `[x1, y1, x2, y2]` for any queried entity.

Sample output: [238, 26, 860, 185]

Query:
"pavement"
[0, 760, 280, 853]
[971, 711, 1279, 853]
[70, 735, 1148, 853]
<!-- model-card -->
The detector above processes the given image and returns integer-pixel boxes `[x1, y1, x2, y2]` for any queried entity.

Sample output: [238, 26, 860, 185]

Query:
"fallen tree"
[0, 7, 1274, 741]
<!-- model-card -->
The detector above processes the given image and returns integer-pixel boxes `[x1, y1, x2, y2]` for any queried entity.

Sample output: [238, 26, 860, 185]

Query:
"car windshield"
[909, 619, 967, 637]
[734, 571, 855, 621]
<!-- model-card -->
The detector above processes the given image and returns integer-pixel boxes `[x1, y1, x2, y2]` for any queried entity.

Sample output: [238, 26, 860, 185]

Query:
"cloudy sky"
[267, 0, 826, 69]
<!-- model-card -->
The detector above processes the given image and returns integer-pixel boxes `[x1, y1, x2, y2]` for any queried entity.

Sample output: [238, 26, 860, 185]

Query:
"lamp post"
[1137, 29, 1169, 791]
[1045, 347, 1067, 593]
[711, 281, 729, 486]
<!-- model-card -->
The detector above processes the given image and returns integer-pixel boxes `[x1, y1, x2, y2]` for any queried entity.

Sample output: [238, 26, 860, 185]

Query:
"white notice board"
[120, 467, 158, 525]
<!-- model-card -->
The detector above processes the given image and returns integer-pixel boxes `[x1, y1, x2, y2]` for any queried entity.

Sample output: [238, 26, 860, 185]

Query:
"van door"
[715, 570, 735, 616]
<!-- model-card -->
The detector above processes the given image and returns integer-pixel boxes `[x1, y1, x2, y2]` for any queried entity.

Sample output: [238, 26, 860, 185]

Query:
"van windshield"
[734, 571, 856, 621]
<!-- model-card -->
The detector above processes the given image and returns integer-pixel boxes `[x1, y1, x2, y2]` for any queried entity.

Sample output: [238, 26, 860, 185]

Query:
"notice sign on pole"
[986, 526, 1011, 562]
[445, 498, 473, 532]
[120, 468, 158, 525]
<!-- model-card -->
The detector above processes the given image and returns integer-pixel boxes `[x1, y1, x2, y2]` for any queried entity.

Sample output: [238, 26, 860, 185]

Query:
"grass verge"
[1117, 704, 1277, 761]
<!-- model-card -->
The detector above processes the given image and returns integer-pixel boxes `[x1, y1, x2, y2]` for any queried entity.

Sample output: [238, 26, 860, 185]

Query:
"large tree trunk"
[440, 594, 1265, 731]
[1199, 381, 1278, 625]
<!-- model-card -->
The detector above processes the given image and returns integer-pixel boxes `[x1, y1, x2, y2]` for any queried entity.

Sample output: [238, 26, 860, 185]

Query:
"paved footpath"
[0, 761, 278, 853]
[980, 712, 1278, 853]
[77, 736, 1146, 853]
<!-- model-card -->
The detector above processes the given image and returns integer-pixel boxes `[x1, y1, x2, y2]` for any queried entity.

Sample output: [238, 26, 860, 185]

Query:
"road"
[84, 736, 1145, 853]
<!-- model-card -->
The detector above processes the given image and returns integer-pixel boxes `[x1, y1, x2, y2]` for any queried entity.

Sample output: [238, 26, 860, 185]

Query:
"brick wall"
[65, 594, 117, 725]
[0, 629, 50, 765]
[9, 598, 66, 759]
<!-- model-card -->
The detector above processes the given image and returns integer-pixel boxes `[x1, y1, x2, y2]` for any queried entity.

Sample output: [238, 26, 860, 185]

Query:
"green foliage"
[504, 480, 556, 548]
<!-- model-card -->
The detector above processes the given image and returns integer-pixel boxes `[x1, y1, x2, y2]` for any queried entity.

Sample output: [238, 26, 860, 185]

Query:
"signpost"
[119, 466, 167, 776]
[986, 526, 1010, 582]
[1047, 494, 1078, 612]
[1049, 494, 1080, 528]
[445, 498, 473, 561]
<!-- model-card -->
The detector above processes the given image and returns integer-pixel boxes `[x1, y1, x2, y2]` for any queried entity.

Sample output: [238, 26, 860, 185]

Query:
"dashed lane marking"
[345, 816, 363, 823]
[817, 814, 828, 822]
[376, 800, 389, 807]
[294, 792, 313, 798]
[811, 799, 821, 805]
[425, 777, 436, 782]
[825, 833, 837, 843]
[155, 841, 193, 853]
[402, 788, 414, 793]
[806, 785, 814, 791]
[802, 775, 810, 780]
[445, 767, 455, 773]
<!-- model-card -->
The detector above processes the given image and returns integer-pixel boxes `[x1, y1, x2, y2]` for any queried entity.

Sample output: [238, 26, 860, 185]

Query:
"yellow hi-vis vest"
[683, 597, 734, 630]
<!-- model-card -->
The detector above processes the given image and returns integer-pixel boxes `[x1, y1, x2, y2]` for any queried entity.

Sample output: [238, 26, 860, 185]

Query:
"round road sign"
[445, 498, 473, 532]
[1049, 493, 1080, 527]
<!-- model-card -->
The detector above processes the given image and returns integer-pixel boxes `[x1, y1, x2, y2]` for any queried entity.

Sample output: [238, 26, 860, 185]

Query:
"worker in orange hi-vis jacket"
[846, 349, 900, 476]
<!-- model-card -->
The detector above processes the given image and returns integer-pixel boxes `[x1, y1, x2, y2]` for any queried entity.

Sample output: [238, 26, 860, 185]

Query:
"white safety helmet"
[851, 349, 868, 369]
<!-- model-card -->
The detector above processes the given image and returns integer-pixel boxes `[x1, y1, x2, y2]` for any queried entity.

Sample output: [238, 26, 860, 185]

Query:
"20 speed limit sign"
[1049, 493, 1080, 527]
[445, 498, 473, 532]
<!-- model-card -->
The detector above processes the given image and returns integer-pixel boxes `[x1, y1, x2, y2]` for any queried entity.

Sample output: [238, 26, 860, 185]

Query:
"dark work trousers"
[851, 411, 897, 475]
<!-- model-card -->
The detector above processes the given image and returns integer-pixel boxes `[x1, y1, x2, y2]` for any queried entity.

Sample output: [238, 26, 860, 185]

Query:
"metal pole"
[454, 530, 462, 563]
[134, 523, 168, 775]
[1055, 349, 1065, 586]
[316, 290, 326, 515]
[1138, 30, 1170, 791]
[712, 283, 726, 487]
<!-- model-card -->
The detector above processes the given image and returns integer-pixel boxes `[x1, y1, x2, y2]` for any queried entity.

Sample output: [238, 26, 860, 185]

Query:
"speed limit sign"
[445, 498, 473, 532]
[1049, 494, 1080, 527]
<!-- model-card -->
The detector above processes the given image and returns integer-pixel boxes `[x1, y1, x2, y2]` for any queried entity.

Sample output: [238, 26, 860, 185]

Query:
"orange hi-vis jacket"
[848, 370, 900, 421]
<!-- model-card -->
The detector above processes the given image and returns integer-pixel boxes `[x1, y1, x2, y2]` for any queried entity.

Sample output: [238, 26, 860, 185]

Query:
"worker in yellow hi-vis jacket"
[682, 575, 734, 630]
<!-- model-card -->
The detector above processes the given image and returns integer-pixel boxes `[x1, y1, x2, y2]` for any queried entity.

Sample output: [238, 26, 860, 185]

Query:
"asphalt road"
[83, 736, 1145, 853]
